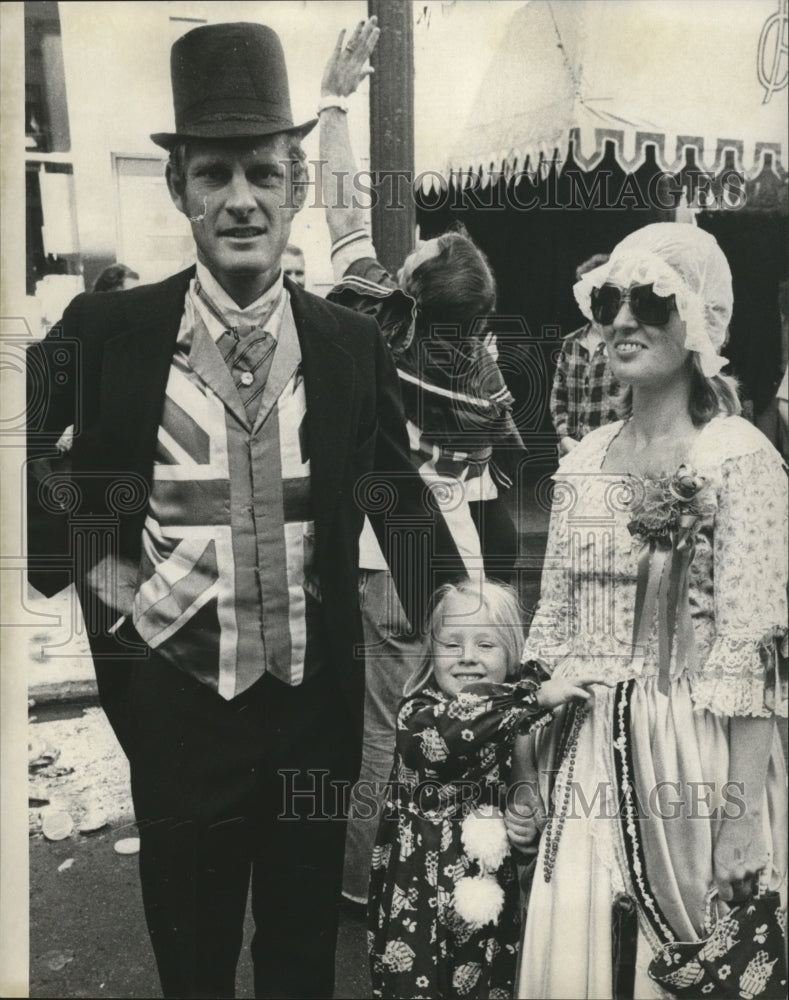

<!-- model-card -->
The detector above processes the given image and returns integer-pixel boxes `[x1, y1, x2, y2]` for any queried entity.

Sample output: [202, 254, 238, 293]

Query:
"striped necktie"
[216, 326, 276, 420]
[196, 280, 280, 421]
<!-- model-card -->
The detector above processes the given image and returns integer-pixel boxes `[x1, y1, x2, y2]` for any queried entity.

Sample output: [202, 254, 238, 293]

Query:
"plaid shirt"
[550, 324, 620, 441]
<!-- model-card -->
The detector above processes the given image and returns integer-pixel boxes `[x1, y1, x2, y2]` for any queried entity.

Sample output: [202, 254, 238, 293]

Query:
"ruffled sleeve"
[326, 255, 416, 357]
[691, 439, 788, 718]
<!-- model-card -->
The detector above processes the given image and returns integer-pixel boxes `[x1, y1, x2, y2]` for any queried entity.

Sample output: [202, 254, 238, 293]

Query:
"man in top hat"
[26, 22, 461, 999]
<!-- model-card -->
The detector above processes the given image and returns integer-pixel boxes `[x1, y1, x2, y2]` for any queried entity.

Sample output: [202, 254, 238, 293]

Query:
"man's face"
[167, 136, 299, 302]
[282, 250, 306, 288]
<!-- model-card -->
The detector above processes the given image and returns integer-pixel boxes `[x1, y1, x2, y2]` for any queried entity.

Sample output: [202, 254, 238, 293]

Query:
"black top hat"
[151, 22, 316, 149]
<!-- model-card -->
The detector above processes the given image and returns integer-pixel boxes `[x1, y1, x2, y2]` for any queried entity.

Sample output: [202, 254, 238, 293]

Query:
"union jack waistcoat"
[132, 288, 326, 699]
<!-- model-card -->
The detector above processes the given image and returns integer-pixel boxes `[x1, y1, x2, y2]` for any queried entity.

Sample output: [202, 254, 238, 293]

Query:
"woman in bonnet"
[507, 223, 787, 998]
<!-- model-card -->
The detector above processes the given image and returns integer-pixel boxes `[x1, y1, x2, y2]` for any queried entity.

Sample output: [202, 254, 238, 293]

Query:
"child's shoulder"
[397, 685, 442, 717]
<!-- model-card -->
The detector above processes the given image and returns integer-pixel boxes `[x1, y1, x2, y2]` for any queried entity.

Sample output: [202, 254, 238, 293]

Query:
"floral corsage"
[627, 465, 715, 694]
[627, 465, 713, 545]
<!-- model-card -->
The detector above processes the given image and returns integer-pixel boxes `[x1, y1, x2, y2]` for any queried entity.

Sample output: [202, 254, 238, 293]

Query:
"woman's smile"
[614, 340, 647, 357]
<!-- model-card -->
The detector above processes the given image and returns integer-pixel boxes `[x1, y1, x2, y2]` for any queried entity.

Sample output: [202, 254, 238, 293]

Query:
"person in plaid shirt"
[550, 253, 621, 454]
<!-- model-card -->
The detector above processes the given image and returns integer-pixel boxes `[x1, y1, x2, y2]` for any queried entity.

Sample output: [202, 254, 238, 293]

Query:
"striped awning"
[445, 1, 788, 189]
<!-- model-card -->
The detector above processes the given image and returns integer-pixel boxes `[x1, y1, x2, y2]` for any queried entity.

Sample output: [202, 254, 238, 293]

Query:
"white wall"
[14, 1, 523, 303]
[53, 1, 370, 294]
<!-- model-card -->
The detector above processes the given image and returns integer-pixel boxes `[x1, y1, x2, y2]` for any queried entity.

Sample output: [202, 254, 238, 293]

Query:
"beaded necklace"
[542, 702, 589, 883]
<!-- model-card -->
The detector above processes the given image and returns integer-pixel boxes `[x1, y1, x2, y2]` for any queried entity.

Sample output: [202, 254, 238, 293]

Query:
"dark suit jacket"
[26, 268, 462, 760]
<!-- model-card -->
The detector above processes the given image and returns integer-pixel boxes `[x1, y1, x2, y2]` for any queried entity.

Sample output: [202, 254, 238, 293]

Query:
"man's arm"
[26, 298, 83, 596]
[549, 345, 569, 437]
[319, 18, 380, 249]
[365, 326, 465, 632]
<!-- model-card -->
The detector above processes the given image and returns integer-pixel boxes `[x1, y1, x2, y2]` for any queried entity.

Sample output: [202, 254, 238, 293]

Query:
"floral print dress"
[368, 678, 550, 999]
[516, 415, 788, 999]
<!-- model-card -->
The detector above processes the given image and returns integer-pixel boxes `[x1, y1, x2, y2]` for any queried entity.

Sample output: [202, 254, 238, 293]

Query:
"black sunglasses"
[591, 283, 676, 326]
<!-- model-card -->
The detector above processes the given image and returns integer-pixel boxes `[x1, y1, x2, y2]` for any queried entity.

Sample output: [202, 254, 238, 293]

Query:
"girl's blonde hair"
[403, 578, 526, 697]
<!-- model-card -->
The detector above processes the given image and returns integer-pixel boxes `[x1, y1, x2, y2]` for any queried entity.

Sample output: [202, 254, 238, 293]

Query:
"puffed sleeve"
[326, 249, 416, 357]
[397, 681, 547, 781]
[691, 444, 788, 717]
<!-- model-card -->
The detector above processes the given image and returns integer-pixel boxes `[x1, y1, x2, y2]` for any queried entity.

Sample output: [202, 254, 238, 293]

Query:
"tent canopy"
[447, 0, 788, 182]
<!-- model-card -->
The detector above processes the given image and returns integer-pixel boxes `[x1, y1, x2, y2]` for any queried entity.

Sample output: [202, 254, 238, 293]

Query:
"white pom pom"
[454, 875, 505, 929]
[461, 806, 509, 871]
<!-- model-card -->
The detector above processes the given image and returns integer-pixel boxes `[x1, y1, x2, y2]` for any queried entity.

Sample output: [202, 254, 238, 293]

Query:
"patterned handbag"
[648, 882, 787, 998]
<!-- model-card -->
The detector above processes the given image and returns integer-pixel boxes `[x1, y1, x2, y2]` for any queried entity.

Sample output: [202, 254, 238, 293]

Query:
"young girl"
[367, 579, 603, 999]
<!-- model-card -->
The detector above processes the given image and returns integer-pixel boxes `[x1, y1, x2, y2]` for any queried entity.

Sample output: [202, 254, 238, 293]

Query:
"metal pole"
[367, 0, 415, 275]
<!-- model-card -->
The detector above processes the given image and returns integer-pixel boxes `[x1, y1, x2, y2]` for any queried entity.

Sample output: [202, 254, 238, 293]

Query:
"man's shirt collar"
[194, 261, 285, 341]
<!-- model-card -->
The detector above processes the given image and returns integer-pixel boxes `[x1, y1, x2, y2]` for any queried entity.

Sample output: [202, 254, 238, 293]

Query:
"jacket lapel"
[100, 268, 194, 471]
[98, 273, 359, 525]
[251, 299, 299, 433]
[188, 313, 250, 428]
[287, 281, 356, 530]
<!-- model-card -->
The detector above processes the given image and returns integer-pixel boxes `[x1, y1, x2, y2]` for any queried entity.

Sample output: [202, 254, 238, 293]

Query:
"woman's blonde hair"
[403, 578, 525, 697]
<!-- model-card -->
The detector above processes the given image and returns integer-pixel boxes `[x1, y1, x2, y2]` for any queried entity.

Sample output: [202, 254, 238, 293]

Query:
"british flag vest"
[131, 287, 326, 699]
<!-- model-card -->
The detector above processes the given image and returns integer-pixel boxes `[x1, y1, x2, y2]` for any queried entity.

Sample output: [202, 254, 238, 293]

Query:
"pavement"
[24, 488, 550, 998]
[28, 697, 372, 999]
[27, 585, 99, 705]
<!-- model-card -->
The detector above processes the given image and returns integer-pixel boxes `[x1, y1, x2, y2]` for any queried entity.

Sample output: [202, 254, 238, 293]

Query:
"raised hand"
[482, 331, 499, 361]
[321, 17, 381, 99]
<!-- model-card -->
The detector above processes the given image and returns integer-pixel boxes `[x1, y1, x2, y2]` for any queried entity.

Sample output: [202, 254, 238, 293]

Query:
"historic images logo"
[757, 0, 788, 103]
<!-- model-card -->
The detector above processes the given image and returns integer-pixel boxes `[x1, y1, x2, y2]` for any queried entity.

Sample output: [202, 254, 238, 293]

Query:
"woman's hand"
[715, 715, 775, 903]
[321, 18, 380, 99]
[713, 811, 768, 904]
[536, 674, 611, 711]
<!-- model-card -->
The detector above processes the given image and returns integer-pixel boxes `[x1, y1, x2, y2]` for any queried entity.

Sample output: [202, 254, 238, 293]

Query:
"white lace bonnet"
[573, 223, 733, 377]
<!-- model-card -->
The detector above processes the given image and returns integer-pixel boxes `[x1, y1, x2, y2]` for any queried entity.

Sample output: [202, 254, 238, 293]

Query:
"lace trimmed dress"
[368, 679, 550, 999]
[516, 415, 788, 999]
